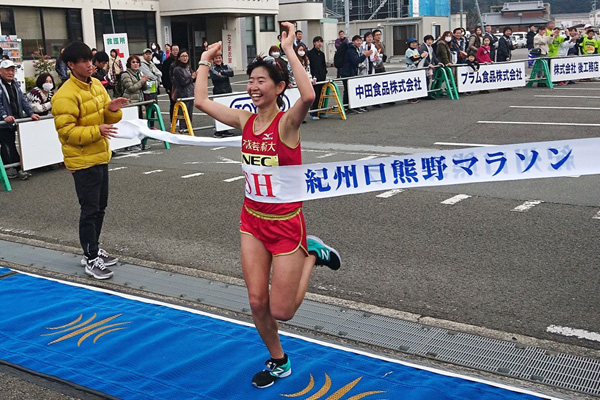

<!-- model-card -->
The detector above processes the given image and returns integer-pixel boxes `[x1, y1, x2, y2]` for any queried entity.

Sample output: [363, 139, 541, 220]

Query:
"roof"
[501, 1, 545, 12]
[482, 13, 549, 26]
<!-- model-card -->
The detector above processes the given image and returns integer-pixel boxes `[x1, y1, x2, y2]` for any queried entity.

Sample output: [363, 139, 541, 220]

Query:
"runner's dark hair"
[246, 55, 290, 109]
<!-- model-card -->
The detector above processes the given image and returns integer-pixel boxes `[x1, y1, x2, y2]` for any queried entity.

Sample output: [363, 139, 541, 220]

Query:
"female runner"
[194, 22, 341, 389]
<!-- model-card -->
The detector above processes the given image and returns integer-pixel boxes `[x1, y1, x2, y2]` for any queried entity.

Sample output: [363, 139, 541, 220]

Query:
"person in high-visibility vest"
[581, 29, 598, 55]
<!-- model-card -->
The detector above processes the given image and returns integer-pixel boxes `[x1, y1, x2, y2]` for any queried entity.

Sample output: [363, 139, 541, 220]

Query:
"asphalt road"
[2, 52, 600, 361]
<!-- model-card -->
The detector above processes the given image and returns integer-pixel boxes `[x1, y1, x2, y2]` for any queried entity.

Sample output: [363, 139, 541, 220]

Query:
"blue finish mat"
[0, 268, 554, 400]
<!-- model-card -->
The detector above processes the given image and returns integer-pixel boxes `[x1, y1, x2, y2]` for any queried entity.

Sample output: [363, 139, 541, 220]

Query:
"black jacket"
[496, 35, 513, 61]
[307, 47, 327, 81]
[209, 64, 234, 95]
[340, 43, 366, 78]
[162, 56, 176, 91]
[526, 31, 536, 49]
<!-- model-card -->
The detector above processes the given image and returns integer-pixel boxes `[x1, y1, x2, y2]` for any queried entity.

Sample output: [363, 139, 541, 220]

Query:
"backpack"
[334, 44, 348, 69]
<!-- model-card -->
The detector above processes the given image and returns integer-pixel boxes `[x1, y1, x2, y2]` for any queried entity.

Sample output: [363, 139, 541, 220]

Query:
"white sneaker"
[84, 257, 114, 280]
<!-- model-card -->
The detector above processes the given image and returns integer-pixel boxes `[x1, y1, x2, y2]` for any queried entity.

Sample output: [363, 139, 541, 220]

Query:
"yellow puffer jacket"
[51, 75, 122, 170]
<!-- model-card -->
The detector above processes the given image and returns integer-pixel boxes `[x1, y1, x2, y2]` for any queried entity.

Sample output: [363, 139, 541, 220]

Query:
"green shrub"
[31, 48, 55, 76]
[25, 77, 36, 92]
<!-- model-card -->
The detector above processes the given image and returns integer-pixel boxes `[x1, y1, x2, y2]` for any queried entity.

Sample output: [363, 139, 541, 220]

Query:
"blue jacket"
[340, 43, 367, 78]
[0, 79, 34, 129]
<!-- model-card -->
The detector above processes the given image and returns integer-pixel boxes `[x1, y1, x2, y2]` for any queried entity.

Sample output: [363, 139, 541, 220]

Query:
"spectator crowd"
[1, 22, 599, 182]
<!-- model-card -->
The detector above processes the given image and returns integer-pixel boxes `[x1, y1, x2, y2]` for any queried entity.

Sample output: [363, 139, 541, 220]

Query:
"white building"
[0, 0, 324, 75]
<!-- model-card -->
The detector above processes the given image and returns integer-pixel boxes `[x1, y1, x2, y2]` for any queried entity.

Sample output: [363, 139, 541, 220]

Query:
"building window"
[259, 16, 275, 32]
[94, 10, 157, 56]
[0, 7, 15, 36]
[2, 7, 82, 59]
[246, 16, 256, 65]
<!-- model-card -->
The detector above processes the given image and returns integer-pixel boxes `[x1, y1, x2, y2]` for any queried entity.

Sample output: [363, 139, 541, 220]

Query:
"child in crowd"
[476, 37, 493, 64]
[466, 52, 479, 72]
[405, 37, 426, 70]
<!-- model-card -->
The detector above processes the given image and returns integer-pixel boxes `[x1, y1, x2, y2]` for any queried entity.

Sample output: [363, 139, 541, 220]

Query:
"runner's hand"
[280, 22, 295, 52]
[200, 42, 222, 62]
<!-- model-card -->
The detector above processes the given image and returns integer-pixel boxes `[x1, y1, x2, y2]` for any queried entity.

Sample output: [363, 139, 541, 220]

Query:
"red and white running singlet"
[241, 111, 302, 215]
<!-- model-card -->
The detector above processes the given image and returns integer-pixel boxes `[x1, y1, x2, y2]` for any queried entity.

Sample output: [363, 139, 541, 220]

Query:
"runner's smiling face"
[247, 66, 284, 108]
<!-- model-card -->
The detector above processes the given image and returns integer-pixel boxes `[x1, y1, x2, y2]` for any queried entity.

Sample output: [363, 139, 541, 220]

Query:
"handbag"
[530, 48, 542, 56]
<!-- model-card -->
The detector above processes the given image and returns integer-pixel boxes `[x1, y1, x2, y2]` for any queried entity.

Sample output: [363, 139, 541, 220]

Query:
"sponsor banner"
[103, 34, 130, 71]
[550, 56, 600, 82]
[241, 138, 599, 203]
[212, 88, 301, 131]
[348, 70, 427, 108]
[456, 62, 526, 92]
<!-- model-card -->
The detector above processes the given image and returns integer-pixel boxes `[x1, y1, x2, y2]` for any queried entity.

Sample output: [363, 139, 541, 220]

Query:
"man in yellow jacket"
[52, 42, 128, 280]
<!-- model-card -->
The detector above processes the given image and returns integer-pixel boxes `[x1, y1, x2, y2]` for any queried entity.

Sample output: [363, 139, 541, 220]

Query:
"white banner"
[212, 88, 301, 132]
[241, 138, 600, 203]
[103, 33, 130, 71]
[348, 70, 427, 108]
[114, 119, 241, 146]
[550, 56, 600, 82]
[456, 62, 526, 92]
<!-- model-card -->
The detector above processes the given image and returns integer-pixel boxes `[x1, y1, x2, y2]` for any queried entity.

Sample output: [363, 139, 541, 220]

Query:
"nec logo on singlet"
[242, 153, 279, 167]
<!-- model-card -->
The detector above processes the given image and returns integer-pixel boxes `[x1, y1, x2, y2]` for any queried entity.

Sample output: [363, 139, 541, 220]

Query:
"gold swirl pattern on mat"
[42, 313, 131, 346]
[281, 373, 386, 399]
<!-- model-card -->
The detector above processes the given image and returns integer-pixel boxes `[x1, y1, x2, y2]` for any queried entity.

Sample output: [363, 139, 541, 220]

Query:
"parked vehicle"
[511, 33, 526, 48]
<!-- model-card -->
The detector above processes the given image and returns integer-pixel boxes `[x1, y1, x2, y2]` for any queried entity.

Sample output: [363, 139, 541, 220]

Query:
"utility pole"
[345, 0, 350, 36]
[474, 0, 483, 28]
[108, 0, 116, 33]
[460, 0, 463, 27]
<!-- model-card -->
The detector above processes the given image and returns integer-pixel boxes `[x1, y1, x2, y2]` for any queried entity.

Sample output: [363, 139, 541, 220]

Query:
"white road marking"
[143, 170, 163, 175]
[112, 151, 162, 159]
[512, 200, 543, 212]
[108, 167, 127, 171]
[376, 189, 405, 198]
[547, 325, 600, 343]
[356, 155, 379, 161]
[441, 194, 471, 205]
[211, 146, 226, 150]
[181, 172, 204, 179]
[593, 210, 600, 220]
[478, 121, 600, 127]
[534, 95, 600, 99]
[434, 142, 495, 147]
[510, 105, 600, 110]
[224, 176, 245, 183]
[216, 156, 240, 164]
[552, 87, 600, 91]
[316, 152, 336, 159]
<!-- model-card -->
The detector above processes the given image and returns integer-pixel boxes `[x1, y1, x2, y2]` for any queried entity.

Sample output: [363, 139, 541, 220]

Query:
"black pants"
[167, 91, 176, 128]
[342, 79, 350, 109]
[310, 83, 324, 116]
[0, 127, 20, 166]
[72, 164, 109, 259]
